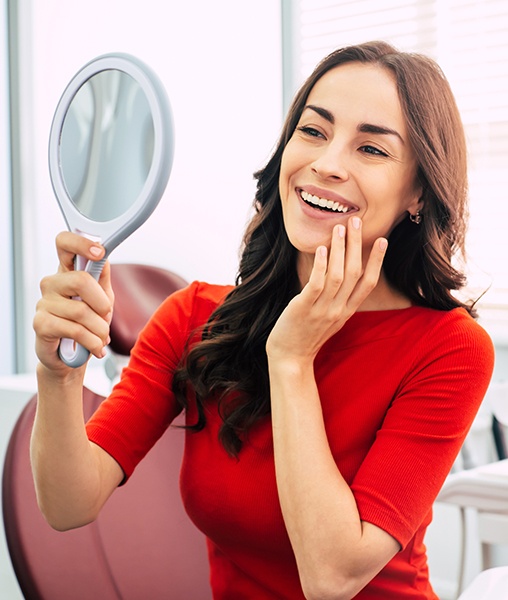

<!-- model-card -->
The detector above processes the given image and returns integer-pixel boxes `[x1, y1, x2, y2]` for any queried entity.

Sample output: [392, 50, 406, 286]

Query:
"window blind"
[287, 0, 508, 306]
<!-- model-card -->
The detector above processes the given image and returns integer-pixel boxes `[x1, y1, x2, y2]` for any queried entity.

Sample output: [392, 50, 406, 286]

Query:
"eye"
[360, 145, 388, 157]
[297, 126, 325, 139]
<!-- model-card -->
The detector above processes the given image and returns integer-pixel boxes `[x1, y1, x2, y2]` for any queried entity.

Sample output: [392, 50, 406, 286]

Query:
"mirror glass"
[59, 69, 155, 222]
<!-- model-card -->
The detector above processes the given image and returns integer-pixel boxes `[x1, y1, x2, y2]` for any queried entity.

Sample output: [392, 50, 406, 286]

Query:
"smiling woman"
[292, 1, 508, 309]
[279, 62, 422, 274]
[32, 41, 494, 600]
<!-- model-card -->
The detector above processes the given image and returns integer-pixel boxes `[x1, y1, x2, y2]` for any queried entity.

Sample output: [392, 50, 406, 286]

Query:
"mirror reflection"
[60, 69, 155, 222]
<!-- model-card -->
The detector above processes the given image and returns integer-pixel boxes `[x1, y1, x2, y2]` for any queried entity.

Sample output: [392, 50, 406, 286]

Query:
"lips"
[299, 189, 359, 214]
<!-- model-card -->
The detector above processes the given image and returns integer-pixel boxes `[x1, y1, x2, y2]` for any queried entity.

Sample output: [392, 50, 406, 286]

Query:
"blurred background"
[1, 1, 508, 598]
[1, 0, 508, 376]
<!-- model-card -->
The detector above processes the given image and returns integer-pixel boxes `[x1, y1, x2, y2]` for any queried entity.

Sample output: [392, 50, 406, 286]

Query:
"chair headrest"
[109, 263, 187, 356]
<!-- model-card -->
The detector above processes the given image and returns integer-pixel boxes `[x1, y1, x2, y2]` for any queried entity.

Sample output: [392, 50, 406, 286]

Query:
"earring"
[409, 210, 422, 225]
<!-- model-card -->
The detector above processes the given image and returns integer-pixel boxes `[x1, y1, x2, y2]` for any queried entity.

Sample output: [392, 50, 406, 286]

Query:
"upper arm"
[85, 284, 199, 480]
[90, 441, 125, 507]
[352, 314, 495, 548]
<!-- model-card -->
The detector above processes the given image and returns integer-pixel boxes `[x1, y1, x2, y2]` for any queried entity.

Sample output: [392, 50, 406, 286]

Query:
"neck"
[357, 273, 412, 311]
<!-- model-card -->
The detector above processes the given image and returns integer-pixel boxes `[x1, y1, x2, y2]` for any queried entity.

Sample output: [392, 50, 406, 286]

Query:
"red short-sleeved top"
[86, 281, 495, 599]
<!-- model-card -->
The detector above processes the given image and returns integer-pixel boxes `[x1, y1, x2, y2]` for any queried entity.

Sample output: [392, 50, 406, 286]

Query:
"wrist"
[267, 354, 315, 379]
[36, 361, 86, 388]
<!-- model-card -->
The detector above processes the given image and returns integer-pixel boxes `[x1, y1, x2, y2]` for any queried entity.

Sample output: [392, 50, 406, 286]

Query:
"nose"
[311, 143, 349, 181]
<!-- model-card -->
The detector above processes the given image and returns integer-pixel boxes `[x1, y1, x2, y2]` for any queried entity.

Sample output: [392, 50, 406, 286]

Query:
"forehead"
[306, 62, 407, 134]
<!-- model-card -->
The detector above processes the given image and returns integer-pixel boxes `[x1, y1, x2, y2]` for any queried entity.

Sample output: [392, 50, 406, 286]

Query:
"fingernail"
[90, 245, 102, 257]
[378, 239, 388, 251]
[337, 224, 346, 238]
[352, 217, 361, 230]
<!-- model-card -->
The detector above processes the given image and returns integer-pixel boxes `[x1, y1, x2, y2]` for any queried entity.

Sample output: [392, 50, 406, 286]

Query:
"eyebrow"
[305, 104, 335, 123]
[358, 122, 405, 145]
[303, 104, 405, 145]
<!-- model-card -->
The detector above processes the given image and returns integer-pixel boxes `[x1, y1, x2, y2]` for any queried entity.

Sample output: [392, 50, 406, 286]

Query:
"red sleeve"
[86, 280, 205, 480]
[351, 310, 495, 548]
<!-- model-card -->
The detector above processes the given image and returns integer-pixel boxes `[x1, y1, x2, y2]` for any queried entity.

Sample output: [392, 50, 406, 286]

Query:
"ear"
[407, 183, 424, 218]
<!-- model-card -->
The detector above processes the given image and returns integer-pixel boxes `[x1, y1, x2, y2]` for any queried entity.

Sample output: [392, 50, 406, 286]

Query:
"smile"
[299, 190, 357, 214]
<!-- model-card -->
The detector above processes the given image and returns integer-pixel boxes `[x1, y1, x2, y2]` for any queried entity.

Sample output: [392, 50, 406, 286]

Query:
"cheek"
[278, 157, 288, 197]
[367, 168, 419, 213]
[280, 137, 305, 177]
[362, 182, 415, 240]
[279, 149, 297, 203]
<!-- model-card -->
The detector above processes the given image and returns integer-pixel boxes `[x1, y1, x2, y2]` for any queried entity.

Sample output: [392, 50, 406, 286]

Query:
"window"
[284, 0, 508, 308]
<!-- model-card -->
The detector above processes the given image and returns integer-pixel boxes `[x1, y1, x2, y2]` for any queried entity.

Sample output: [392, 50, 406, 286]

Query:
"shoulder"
[191, 281, 236, 305]
[168, 280, 234, 309]
[343, 305, 493, 352]
[343, 305, 494, 382]
[130, 281, 234, 363]
[152, 280, 235, 329]
[402, 307, 495, 391]
[414, 306, 494, 355]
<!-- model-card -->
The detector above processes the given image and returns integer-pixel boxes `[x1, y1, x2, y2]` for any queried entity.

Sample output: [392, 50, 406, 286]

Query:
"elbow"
[301, 572, 364, 600]
[303, 586, 358, 600]
[43, 510, 97, 533]
[36, 497, 98, 532]
[45, 515, 96, 533]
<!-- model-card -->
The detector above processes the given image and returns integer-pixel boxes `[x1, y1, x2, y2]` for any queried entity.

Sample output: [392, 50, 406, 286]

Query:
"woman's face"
[279, 62, 422, 268]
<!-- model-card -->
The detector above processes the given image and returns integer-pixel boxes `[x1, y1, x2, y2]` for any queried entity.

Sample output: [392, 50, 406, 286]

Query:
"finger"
[34, 291, 111, 360]
[34, 309, 109, 361]
[348, 237, 388, 307]
[55, 231, 105, 273]
[40, 270, 113, 320]
[97, 260, 115, 315]
[344, 216, 363, 279]
[332, 216, 363, 302]
[37, 279, 112, 344]
[35, 296, 111, 346]
[299, 245, 328, 304]
[321, 224, 346, 298]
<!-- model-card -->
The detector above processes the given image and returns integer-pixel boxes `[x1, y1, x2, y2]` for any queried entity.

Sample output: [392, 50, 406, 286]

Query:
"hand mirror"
[49, 53, 174, 367]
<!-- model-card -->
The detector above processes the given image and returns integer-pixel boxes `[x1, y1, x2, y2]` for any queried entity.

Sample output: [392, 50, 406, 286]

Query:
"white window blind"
[287, 0, 508, 307]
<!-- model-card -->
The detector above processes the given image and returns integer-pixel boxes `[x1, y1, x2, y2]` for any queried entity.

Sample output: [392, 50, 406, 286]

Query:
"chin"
[287, 234, 326, 256]
[285, 222, 335, 253]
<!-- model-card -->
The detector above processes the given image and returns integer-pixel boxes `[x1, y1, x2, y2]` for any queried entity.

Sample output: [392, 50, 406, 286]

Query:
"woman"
[33, 41, 494, 599]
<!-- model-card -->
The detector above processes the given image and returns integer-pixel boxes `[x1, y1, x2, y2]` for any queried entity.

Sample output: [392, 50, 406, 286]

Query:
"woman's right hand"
[33, 231, 114, 374]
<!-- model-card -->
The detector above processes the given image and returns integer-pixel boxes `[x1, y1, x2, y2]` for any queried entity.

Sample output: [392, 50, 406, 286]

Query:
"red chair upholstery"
[2, 265, 212, 599]
[109, 263, 188, 356]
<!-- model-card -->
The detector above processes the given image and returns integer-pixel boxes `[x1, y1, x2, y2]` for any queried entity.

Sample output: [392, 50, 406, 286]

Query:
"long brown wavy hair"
[173, 41, 472, 456]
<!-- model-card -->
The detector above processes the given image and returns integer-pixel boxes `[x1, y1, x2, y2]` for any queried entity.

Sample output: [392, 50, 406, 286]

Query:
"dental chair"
[2, 264, 212, 599]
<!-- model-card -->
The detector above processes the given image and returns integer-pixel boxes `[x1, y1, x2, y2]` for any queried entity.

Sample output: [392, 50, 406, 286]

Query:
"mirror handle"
[58, 256, 107, 368]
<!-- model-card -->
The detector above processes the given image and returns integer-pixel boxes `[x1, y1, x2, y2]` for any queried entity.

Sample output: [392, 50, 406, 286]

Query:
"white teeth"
[300, 190, 351, 213]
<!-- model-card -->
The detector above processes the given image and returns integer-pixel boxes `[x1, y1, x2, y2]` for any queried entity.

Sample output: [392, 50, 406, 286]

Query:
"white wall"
[16, 0, 282, 371]
[0, 0, 15, 375]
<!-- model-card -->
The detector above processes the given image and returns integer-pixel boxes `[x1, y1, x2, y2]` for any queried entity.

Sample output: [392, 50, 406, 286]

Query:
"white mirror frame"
[48, 52, 174, 367]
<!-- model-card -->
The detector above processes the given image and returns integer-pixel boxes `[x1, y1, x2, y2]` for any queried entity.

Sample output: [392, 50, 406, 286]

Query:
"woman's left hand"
[266, 217, 387, 363]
